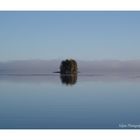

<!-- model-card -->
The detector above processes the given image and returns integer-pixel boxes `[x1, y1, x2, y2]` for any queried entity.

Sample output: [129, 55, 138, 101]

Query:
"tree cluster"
[60, 59, 78, 74]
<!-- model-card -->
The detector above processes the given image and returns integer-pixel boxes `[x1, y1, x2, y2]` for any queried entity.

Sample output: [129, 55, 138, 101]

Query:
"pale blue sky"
[0, 11, 140, 61]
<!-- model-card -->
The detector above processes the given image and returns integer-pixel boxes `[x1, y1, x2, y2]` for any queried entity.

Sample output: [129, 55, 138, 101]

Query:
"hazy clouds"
[0, 60, 60, 74]
[1, 59, 140, 74]
[78, 60, 140, 74]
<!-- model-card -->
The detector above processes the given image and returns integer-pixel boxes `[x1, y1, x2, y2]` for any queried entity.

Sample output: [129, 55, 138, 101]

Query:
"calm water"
[0, 73, 140, 129]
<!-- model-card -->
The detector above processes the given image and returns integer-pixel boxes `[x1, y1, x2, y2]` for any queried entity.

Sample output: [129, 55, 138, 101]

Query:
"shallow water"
[0, 73, 140, 129]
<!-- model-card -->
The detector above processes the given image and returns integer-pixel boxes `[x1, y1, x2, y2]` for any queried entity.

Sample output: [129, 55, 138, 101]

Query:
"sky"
[0, 11, 140, 61]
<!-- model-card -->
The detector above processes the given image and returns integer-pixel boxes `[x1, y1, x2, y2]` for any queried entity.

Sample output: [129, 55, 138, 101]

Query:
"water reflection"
[1, 72, 140, 84]
[60, 74, 77, 85]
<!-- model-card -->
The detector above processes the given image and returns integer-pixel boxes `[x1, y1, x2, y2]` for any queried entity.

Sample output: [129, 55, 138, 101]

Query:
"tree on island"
[60, 59, 78, 74]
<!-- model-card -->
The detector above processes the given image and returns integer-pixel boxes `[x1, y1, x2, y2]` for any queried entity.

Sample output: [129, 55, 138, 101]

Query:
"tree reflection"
[60, 74, 77, 85]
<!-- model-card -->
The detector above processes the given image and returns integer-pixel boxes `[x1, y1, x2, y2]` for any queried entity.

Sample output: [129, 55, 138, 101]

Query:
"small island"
[59, 59, 78, 85]
[53, 59, 78, 85]
[60, 59, 78, 74]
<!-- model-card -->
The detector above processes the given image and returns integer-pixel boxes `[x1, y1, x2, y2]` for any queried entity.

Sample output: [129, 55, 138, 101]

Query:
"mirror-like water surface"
[0, 74, 140, 129]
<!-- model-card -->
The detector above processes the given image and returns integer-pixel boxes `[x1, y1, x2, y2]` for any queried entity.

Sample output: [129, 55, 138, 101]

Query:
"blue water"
[0, 74, 140, 129]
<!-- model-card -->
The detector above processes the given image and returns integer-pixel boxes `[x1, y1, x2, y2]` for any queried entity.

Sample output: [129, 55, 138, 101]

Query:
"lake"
[0, 73, 140, 129]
